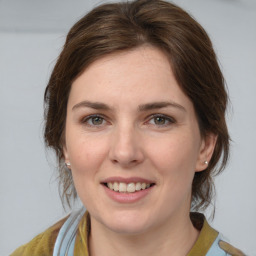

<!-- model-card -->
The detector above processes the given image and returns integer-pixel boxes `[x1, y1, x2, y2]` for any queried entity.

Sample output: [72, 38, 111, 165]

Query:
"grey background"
[0, 0, 256, 255]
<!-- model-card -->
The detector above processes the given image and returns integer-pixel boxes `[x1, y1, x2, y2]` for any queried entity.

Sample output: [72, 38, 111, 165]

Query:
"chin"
[108, 221, 150, 235]
[99, 210, 153, 235]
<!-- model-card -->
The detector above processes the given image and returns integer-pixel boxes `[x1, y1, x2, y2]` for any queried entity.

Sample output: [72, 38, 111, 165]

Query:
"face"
[64, 46, 215, 235]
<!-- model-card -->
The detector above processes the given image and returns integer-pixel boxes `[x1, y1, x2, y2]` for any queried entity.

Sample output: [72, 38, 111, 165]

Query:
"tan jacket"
[11, 212, 245, 256]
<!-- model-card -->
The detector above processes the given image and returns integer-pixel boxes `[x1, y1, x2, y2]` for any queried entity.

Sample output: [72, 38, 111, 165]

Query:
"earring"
[65, 162, 71, 168]
[204, 161, 208, 165]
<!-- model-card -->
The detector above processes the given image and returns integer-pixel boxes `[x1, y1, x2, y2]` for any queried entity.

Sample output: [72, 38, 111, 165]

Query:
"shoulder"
[10, 216, 69, 256]
[189, 213, 245, 256]
[219, 240, 246, 256]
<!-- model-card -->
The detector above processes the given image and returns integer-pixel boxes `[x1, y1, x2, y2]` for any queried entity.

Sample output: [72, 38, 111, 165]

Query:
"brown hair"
[44, 0, 230, 210]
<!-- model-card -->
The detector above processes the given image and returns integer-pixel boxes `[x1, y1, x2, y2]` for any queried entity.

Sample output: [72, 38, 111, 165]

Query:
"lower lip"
[102, 184, 154, 203]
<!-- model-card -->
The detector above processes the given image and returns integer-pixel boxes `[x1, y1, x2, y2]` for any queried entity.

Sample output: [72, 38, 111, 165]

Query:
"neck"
[89, 212, 199, 256]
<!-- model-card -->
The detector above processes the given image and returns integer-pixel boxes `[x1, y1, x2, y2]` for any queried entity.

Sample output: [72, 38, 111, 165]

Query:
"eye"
[147, 114, 175, 127]
[82, 115, 106, 126]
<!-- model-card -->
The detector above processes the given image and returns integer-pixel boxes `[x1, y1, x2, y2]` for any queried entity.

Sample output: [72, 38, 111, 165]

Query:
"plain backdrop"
[0, 0, 255, 255]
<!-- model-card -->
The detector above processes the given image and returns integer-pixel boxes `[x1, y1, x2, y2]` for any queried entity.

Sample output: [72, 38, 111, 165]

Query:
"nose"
[109, 125, 144, 167]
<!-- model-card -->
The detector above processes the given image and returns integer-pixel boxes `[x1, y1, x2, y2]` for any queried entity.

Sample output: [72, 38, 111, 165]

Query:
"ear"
[195, 133, 217, 172]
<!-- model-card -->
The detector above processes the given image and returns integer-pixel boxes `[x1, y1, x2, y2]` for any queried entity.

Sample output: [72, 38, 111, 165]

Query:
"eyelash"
[80, 114, 176, 128]
[81, 114, 107, 127]
[146, 114, 176, 127]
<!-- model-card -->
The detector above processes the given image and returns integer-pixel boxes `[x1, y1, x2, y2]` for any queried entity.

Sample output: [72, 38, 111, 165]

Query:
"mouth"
[101, 177, 155, 203]
[102, 182, 155, 193]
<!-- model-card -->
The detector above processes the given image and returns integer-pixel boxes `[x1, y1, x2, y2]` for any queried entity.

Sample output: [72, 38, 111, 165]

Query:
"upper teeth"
[107, 182, 151, 193]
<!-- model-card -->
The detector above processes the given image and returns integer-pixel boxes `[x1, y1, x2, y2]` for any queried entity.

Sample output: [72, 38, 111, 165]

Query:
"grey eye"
[90, 116, 104, 125]
[82, 115, 106, 126]
[153, 116, 167, 125]
[147, 114, 175, 127]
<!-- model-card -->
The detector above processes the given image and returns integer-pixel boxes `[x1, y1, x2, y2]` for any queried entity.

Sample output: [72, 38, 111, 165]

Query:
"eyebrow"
[138, 101, 186, 112]
[72, 100, 186, 112]
[72, 101, 111, 111]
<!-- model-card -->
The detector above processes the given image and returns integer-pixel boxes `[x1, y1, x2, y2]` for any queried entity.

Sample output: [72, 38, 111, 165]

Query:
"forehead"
[68, 46, 192, 110]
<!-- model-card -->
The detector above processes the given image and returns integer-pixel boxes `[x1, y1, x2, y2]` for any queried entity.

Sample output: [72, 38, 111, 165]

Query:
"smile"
[105, 182, 153, 193]
[101, 177, 155, 203]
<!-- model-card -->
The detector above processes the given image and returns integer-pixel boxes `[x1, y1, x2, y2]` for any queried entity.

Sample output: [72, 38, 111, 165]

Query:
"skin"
[63, 46, 216, 256]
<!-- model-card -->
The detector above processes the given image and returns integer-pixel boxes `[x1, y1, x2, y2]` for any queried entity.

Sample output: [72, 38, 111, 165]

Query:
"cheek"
[66, 133, 109, 177]
[66, 135, 109, 204]
[148, 135, 200, 208]
[150, 135, 199, 170]
[147, 132, 200, 189]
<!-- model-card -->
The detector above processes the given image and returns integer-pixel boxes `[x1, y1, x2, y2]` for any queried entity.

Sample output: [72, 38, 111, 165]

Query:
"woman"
[11, 0, 244, 255]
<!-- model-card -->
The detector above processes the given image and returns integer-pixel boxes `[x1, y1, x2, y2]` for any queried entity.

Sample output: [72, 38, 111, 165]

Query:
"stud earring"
[65, 162, 71, 168]
[204, 161, 208, 165]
